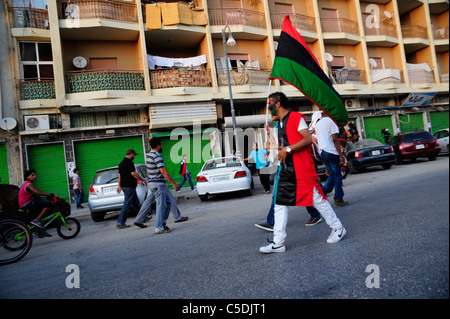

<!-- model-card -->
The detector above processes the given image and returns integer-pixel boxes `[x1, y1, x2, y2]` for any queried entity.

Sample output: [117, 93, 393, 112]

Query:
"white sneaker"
[327, 225, 346, 243]
[259, 240, 286, 253]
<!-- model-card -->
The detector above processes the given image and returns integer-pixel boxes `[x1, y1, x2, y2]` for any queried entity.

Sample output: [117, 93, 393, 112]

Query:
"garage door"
[430, 111, 449, 133]
[398, 113, 424, 133]
[363, 116, 393, 143]
[27, 143, 69, 201]
[0, 144, 9, 184]
[73, 136, 145, 200]
[159, 133, 212, 189]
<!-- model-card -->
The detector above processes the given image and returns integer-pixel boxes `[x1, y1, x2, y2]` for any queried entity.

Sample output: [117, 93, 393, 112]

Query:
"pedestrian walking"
[259, 92, 346, 253]
[178, 154, 196, 191]
[243, 142, 271, 193]
[72, 168, 84, 209]
[116, 149, 147, 229]
[315, 113, 349, 207]
[146, 137, 180, 234]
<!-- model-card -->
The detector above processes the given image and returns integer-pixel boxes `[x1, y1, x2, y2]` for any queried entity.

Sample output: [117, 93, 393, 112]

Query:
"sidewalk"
[69, 186, 199, 219]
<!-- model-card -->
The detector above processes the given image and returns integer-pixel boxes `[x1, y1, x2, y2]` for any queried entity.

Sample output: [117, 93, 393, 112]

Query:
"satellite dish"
[0, 117, 18, 131]
[384, 11, 392, 19]
[350, 57, 358, 67]
[65, 4, 79, 19]
[369, 58, 378, 68]
[325, 53, 334, 62]
[73, 56, 87, 69]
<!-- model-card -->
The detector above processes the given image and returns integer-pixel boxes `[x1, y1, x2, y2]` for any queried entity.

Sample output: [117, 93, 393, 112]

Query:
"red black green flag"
[270, 15, 348, 126]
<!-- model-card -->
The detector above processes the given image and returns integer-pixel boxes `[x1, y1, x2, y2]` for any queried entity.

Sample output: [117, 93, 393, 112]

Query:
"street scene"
[1, 156, 448, 301]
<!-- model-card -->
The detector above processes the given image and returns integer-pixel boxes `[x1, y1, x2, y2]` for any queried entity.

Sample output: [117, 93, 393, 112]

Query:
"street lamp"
[222, 25, 241, 158]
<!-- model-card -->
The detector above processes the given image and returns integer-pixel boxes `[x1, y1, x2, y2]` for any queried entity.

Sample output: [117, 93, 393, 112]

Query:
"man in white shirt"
[315, 114, 349, 207]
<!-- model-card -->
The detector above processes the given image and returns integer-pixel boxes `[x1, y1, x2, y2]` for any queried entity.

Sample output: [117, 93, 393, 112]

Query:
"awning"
[149, 102, 217, 129]
[224, 115, 274, 128]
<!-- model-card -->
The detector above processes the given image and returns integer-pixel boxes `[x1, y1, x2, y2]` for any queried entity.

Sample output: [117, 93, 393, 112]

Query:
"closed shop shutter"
[73, 136, 145, 201]
[159, 134, 212, 189]
[0, 144, 9, 184]
[399, 113, 424, 133]
[363, 116, 393, 143]
[27, 143, 69, 201]
[430, 111, 449, 133]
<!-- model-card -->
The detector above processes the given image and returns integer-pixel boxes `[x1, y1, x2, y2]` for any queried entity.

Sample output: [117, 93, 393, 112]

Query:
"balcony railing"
[408, 69, 435, 84]
[401, 24, 428, 39]
[217, 68, 271, 86]
[364, 22, 396, 37]
[371, 69, 403, 84]
[10, 7, 49, 29]
[19, 78, 55, 100]
[208, 8, 266, 29]
[434, 26, 449, 39]
[439, 69, 449, 83]
[57, 0, 137, 23]
[150, 68, 212, 89]
[271, 13, 316, 33]
[321, 18, 359, 35]
[65, 70, 145, 93]
[330, 69, 367, 84]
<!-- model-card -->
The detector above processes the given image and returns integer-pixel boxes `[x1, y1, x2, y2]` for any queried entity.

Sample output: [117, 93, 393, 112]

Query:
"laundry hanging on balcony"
[147, 54, 207, 69]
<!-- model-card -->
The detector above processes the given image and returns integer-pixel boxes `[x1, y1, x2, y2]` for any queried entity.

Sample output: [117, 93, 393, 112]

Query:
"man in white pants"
[260, 92, 346, 253]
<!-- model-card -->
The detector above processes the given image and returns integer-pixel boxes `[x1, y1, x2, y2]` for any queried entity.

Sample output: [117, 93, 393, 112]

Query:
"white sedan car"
[196, 157, 254, 201]
[433, 128, 449, 154]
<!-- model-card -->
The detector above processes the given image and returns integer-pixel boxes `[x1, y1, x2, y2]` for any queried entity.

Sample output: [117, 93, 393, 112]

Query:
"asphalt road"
[0, 156, 448, 302]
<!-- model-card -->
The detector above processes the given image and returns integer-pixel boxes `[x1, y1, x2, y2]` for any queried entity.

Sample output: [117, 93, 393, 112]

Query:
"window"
[275, 2, 294, 14]
[19, 42, 54, 80]
[330, 55, 345, 69]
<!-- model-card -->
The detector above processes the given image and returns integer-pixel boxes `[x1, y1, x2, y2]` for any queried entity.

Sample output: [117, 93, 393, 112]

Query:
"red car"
[388, 131, 441, 164]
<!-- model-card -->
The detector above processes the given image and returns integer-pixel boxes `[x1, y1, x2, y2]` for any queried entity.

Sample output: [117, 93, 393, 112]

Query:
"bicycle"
[0, 219, 33, 265]
[20, 197, 81, 240]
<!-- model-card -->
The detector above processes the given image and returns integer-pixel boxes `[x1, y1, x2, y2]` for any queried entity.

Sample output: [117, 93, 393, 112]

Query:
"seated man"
[18, 169, 58, 229]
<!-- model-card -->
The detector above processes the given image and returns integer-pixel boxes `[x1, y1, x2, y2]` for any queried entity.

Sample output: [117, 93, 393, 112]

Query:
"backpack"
[179, 161, 184, 175]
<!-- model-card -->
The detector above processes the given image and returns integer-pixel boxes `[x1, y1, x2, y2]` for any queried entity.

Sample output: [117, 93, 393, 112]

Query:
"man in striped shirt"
[147, 137, 180, 234]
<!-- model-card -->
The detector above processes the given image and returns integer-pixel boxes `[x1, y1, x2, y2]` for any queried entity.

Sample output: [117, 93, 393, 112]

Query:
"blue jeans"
[149, 182, 172, 232]
[320, 150, 344, 200]
[117, 187, 140, 226]
[179, 173, 195, 190]
[74, 188, 84, 208]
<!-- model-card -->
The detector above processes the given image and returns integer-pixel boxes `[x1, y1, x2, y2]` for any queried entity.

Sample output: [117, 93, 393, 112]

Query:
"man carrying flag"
[259, 15, 347, 253]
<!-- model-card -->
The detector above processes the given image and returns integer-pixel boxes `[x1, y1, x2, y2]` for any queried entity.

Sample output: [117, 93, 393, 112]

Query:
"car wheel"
[428, 156, 437, 161]
[349, 162, 359, 174]
[382, 164, 392, 169]
[395, 155, 403, 165]
[199, 194, 208, 201]
[91, 211, 106, 222]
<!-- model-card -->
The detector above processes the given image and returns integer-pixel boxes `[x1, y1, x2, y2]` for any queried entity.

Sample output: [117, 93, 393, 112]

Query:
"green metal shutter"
[430, 111, 449, 133]
[399, 113, 424, 133]
[363, 116, 393, 143]
[160, 134, 212, 189]
[0, 144, 9, 184]
[73, 136, 145, 200]
[27, 143, 69, 201]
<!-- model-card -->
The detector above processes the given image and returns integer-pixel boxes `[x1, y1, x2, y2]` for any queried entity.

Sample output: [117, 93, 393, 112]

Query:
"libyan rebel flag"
[270, 15, 348, 126]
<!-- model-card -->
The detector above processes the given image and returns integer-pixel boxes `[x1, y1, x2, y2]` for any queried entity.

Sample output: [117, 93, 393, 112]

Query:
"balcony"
[320, 18, 360, 45]
[217, 68, 271, 86]
[57, 0, 138, 23]
[371, 69, 404, 85]
[208, 8, 267, 39]
[330, 69, 367, 85]
[364, 22, 398, 47]
[65, 70, 145, 94]
[270, 13, 317, 42]
[19, 79, 55, 100]
[149, 68, 212, 89]
[433, 26, 449, 53]
[402, 24, 429, 54]
[10, 7, 49, 29]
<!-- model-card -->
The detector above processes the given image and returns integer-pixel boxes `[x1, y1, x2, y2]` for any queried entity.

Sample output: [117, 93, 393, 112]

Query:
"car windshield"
[202, 158, 242, 171]
[347, 139, 383, 151]
[403, 131, 434, 143]
[93, 168, 119, 185]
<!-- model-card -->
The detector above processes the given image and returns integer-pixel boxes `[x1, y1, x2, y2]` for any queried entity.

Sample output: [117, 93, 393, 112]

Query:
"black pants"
[259, 170, 271, 192]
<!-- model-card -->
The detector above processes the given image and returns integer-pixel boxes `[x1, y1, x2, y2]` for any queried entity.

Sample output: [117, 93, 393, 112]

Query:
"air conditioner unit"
[345, 98, 357, 108]
[24, 115, 50, 131]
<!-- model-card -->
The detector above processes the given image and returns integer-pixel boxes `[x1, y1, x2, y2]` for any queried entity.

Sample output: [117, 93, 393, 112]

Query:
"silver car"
[88, 164, 148, 222]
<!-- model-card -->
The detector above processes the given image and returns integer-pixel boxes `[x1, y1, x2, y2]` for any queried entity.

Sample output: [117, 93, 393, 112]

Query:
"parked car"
[88, 164, 148, 222]
[388, 131, 441, 164]
[345, 139, 395, 173]
[196, 157, 253, 201]
[433, 128, 449, 155]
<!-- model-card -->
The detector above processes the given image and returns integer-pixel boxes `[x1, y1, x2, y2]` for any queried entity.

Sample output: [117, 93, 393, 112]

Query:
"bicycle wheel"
[0, 219, 33, 265]
[56, 217, 81, 239]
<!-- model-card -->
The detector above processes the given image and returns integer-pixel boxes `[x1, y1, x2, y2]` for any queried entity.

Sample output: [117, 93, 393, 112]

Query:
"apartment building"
[0, 0, 448, 203]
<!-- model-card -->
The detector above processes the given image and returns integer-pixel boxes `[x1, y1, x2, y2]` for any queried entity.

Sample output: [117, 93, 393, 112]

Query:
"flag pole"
[265, 80, 272, 144]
